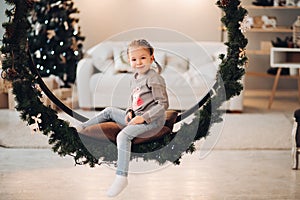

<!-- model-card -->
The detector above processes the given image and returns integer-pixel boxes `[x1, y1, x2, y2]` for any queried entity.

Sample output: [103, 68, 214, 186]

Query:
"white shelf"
[247, 26, 292, 33]
[245, 5, 300, 10]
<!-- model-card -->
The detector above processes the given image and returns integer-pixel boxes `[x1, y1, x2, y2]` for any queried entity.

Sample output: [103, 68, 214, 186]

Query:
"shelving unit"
[242, 1, 300, 91]
[245, 5, 300, 10]
[248, 26, 292, 33]
[268, 47, 300, 108]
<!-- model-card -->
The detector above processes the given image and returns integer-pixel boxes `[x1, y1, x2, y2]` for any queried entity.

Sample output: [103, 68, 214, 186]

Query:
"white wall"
[73, 0, 222, 48]
[0, 0, 221, 48]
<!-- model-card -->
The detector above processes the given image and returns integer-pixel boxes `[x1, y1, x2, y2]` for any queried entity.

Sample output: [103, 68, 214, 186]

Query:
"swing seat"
[80, 110, 178, 145]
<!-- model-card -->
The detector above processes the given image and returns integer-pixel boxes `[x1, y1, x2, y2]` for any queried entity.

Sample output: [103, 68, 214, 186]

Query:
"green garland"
[1, 0, 248, 167]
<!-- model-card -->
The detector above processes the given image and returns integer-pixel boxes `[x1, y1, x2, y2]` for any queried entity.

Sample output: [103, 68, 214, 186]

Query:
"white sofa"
[76, 41, 244, 112]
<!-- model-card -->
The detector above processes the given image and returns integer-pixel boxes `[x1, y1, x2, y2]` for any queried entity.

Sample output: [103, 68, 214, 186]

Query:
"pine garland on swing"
[1, 0, 249, 167]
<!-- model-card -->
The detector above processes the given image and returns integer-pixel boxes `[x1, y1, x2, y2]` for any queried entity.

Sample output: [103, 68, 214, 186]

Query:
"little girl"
[76, 39, 169, 197]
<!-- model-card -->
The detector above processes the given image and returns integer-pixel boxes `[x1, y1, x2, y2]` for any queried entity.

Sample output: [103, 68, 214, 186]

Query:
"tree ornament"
[70, 38, 78, 50]
[47, 30, 56, 39]
[220, 0, 230, 7]
[34, 22, 42, 35]
[239, 48, 246, 59]
[60, 54, 67, 63]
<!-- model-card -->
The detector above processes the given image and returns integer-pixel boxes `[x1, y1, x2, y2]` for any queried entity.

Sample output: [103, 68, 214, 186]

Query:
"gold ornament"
[47, 30, 56, 39]
[239, 48, 246, 58]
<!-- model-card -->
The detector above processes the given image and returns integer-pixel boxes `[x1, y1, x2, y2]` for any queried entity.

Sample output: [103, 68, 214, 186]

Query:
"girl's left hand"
[128, 116, 145, 125]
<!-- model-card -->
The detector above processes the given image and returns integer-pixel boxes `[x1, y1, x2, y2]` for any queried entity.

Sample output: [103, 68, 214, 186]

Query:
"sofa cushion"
[165, 54, 189, 73]
[87, 42, 113, 59]
[113, 47, 133, 73]
[92, 59, 114, 72]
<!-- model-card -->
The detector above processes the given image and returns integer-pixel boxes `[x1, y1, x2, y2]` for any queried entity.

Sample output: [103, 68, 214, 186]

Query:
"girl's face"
[128, 47, 154, 75]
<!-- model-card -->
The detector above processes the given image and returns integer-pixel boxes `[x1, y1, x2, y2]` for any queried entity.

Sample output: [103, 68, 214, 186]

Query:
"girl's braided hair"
[127, 39, 162, 74]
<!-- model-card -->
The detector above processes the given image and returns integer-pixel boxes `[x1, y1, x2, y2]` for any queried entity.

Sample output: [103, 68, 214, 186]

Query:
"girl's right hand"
[125, 112, 133, 124]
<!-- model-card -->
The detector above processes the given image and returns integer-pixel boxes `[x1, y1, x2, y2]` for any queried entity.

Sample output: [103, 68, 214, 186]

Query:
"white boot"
[106, 175, 128, 197]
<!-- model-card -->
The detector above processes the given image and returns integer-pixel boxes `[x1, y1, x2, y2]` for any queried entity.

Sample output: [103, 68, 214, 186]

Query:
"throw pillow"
[93, 59, 114, 72]
[165, 55, 189, 73]
[113, 48, 133, 73]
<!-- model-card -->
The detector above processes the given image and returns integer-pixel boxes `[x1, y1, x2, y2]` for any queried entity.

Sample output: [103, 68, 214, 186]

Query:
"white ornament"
[34, 50, 41, 58]
[239, 15, 252, 33]
[34, 23, 42, 35]
[29, 113, 42, 134]
[64, 21, 69, 30]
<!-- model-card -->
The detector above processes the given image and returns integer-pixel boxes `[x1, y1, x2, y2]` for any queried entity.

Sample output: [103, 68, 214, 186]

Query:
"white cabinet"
[268, 47, 300, 108]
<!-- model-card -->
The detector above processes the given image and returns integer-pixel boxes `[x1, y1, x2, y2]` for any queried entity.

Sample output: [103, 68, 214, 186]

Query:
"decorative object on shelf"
[293, 16, 300, 47]
[279, 0, 287, 6]
[274, 0, 279, 6]
[271, 36, 293, 47]
[286, 0, 296, 6]
[261, 15, 277, 29]
[252, 0, 274, 6]
[251, 15, 277, 29]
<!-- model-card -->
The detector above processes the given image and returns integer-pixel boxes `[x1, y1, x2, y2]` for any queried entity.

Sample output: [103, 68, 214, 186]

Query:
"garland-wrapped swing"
[1, 0, 248, 167]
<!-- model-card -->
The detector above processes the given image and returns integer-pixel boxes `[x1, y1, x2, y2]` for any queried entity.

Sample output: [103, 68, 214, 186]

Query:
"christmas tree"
[28, 0, 85, 87]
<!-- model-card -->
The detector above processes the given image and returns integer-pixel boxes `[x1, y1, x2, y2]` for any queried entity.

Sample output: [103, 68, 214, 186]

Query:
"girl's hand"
[128, 116, 145, 125]
[125, 112, 133, 124]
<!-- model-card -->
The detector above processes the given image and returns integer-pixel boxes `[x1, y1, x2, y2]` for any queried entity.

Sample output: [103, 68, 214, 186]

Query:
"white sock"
[106, 175, 128, 197]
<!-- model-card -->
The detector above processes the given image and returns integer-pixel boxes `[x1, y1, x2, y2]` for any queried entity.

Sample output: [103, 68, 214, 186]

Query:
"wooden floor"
[1, 148, 300, 200]
[1, 89, 300, 199]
